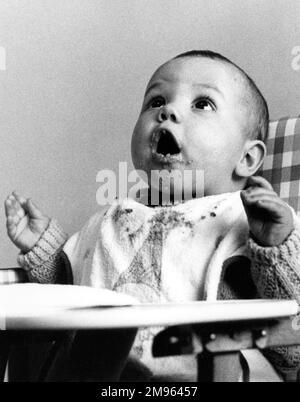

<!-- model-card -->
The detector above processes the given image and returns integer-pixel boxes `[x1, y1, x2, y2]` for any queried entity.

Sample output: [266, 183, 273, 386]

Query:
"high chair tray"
[0, 284, 298, 330]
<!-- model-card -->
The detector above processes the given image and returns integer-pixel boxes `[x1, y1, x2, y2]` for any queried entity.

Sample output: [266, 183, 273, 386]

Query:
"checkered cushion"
[261, 116, 300, 215]
[0, 268, 28, 285]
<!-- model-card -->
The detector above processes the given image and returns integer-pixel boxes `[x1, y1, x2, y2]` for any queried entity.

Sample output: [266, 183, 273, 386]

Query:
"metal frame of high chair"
[152, 314, 300, 382]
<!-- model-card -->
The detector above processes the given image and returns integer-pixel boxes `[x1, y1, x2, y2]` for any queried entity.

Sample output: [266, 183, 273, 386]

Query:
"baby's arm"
[241, 177, 300, 375]
[4, 192, 69, 283]
[241, 175, 300, 302]
[248, 226, 300, 376]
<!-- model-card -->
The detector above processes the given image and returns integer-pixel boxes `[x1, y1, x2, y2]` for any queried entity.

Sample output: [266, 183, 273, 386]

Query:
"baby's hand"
[240, 176, 294, 247]
[4, 192, 50, 252]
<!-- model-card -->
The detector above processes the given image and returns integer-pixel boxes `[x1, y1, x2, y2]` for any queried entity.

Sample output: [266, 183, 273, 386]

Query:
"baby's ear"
[234, 140, 266, 178]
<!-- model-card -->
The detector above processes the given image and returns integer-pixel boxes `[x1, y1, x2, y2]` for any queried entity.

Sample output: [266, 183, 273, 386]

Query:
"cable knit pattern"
[17, 219, 68, 283]
[248, 229, 300, 303]
[248, 229, 300, 374]
[26, 251, 68, 284]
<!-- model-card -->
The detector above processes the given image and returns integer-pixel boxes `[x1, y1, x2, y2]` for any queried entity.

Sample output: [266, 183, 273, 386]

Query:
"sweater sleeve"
[17, 219, 70, 284]
[248, 228, 300, 375]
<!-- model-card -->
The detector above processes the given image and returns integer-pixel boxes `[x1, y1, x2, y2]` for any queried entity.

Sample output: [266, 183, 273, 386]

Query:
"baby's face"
[131, 57, 251, 197]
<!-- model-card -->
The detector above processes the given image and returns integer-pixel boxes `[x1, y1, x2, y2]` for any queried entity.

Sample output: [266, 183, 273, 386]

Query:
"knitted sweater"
[18, 191, 300, 381]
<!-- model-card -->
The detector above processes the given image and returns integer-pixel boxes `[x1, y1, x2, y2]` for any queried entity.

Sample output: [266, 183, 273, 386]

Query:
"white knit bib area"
[64, 191, 249, 303]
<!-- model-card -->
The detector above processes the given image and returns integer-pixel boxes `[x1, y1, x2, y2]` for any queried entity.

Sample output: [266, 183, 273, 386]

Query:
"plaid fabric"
[261, 117, 300, 215]
[0, 268, 28, 285]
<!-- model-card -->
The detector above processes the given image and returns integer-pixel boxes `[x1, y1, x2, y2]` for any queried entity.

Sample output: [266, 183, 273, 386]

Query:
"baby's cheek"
[131, 132, 146, 167]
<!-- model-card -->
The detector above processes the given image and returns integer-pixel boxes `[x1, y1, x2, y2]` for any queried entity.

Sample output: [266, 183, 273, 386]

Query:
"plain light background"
[0, 0, 300, 267]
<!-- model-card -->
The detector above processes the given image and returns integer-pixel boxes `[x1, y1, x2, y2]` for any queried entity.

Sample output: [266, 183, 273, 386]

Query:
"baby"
[5, 50, 300, 381]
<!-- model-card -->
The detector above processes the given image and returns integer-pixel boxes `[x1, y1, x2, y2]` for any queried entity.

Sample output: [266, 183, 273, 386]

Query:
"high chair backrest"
[261, 116, 300, 215]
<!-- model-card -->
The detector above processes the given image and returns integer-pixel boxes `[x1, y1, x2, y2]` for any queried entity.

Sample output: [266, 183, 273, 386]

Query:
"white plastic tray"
[0, 284, 298, 330]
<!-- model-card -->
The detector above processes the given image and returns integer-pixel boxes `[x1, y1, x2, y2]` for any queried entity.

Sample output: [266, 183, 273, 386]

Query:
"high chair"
[0, 116, 300, 382]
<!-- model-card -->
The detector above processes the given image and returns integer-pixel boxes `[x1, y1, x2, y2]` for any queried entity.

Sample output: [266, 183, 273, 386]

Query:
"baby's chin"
[132, 158, 206, 203]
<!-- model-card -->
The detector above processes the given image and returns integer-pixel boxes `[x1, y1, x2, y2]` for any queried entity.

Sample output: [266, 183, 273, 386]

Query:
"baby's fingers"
[245, 176, 274, 191]
[5, 192, 42, 219]
[6, 211, 27, 240]
[13, 191, 43, 219]
[12, 191, 27, 207]
[6, 214, 19, 232]
[241, 192, 283, 208]
[26, 199, 43, 219]
[242, 192, 291, 221]
[240, 188, 279, 207]
[254, 198, 290, 220]
[6, 215, 17, 236]
[4, 194, 25, 219]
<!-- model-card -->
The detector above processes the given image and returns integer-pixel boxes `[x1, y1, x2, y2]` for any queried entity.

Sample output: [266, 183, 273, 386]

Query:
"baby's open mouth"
[156, 129, 181, 156]
[151, 129, 184, 164]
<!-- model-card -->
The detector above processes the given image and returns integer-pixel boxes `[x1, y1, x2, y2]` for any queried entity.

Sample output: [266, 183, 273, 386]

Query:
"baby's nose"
[158, 105, 180, 123]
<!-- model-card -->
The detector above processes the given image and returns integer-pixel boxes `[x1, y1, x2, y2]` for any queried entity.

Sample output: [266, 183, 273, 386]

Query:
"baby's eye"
[149, 97, 165, 108]
[194, 98, 215, 111]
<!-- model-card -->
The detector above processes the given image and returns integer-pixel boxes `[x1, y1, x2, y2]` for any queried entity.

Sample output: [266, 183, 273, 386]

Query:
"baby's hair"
[174, 50, 269, 143]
